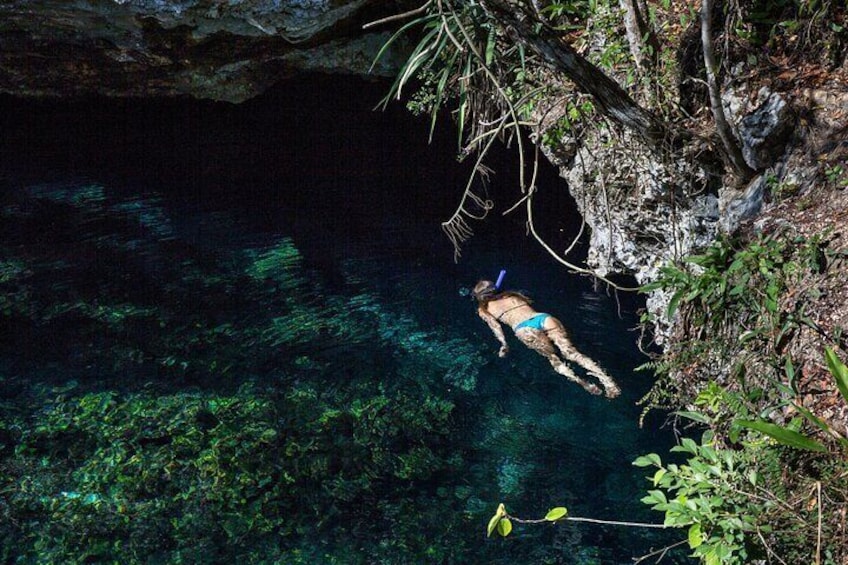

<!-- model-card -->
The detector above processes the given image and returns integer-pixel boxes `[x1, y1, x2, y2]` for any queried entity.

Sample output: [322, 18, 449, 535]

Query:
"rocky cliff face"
[0, 0, 405, 102]
[537, 63, 847, 343]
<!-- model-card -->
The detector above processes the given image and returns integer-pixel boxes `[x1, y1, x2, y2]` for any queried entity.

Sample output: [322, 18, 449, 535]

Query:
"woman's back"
[483, 294, 537, 329]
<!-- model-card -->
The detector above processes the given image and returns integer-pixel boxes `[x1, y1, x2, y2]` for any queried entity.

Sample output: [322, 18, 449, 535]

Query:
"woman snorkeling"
[472, 279, 621, 398]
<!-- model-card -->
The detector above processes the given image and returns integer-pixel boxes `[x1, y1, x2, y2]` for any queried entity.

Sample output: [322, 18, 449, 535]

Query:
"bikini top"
[495, 301, 528, 322]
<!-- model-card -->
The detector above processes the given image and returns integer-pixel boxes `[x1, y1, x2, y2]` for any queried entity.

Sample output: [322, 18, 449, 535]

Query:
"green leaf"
[736, 419, 827, 452]
[671, 437, 698, 454]
[639, 280, 665, 292]
[497, 517, 513, 537]
[784, 356, 795, 382]
[370, 14, 437, 72]
[793, 402, 831, 434]
[667, 289, 684, 319]
[544, 507, 568, 521]
[704, 548, 720, 565]
[487, 503, 506, 537]
[673, 410, 711, 424]
[688, 523, 704, 549]
[825, 347, 848, 403]
[428, 50, 459, 143]
[487, 515, 500, 538]
[633, 453, 661, 467]
[484, 26, 496, 66]
[647, 489, 667, 504]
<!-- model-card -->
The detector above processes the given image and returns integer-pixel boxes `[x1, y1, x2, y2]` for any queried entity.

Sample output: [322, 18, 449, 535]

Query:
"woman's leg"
[542, 317, 621, 398]
[515, 328, 601, 395]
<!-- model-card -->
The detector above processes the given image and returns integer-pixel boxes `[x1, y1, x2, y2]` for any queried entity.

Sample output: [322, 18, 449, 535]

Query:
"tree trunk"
[481, 0, 675, 151]
[700, 0, 755, 180]
[619, 0, 659, 71]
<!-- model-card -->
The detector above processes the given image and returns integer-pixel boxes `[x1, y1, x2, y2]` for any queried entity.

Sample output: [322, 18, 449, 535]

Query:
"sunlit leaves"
[486, 503, 570, 538]
[688, 523, 703, 549]
[544, 507, 567, 521]
[633, 433, 769, 563]
[487, 503, 507, 537]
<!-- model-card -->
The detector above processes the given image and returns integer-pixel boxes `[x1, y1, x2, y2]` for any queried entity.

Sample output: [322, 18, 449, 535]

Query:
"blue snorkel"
[495, 269, 506, 290]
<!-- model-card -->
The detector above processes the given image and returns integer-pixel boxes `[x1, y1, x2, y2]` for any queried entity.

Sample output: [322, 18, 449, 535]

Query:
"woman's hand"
[498, 345, 509, 358]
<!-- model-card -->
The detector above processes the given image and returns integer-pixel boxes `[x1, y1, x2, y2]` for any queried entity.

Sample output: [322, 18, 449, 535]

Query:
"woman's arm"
[477, 307, 509, 357]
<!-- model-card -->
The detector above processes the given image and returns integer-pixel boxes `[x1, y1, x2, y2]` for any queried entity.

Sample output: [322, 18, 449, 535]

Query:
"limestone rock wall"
[538, 82, 800, 342]
[0, 0, 405, 102]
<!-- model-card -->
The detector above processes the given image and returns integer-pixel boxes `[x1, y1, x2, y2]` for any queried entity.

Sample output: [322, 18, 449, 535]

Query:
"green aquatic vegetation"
[358, 301, 484, 392]
[245, 238, 306, 289]
[1, 190, 487, 394]
[0, 256, 32, 317]
[1, 187, 647, 562]
[1, 382, 467, 562]
[0, 190, 492, 559]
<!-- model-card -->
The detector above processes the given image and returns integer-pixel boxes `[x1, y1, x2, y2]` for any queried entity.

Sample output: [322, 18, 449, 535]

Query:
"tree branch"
[480, 0, 677, 151]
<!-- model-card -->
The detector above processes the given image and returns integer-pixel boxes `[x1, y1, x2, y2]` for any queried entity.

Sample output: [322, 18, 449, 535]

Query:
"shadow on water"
[0, 75, 690, 563]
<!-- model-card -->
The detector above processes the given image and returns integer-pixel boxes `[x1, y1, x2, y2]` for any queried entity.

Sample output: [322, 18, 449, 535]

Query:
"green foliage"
[544, 506, 568, 521]
[541, 0, 596, 30]
[636, 421, 848, 565]
[637, 224, 848, 565]
[642, 233, 820, 326]
[826, 346, 848, 402]
[373, 2, 526, 150]
[540, 98, 597, 150]
[639, 232, 831, 414]
[635, 432, 769, 564]
[735, 419, 827, 452]
[734, 0, 846, 58]
[824, 164, 848, 188]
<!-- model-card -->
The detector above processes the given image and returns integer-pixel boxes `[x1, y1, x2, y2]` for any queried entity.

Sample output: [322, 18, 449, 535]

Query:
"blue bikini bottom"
[514, 313, 550, 331]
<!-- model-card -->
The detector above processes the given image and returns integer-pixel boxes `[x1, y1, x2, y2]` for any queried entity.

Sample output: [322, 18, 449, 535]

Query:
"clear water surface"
[0, 76, 691, 563]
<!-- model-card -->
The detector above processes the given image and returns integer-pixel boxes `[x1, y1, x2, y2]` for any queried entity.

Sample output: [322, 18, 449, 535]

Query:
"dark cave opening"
[0, 73, 585, 261]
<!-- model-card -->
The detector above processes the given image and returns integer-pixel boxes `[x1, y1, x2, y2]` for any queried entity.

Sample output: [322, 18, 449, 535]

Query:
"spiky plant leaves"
[735, 419, 827, 452]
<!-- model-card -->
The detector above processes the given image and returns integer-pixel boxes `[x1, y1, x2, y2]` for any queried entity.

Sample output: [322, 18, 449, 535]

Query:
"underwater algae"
[0, 185, 492, 563]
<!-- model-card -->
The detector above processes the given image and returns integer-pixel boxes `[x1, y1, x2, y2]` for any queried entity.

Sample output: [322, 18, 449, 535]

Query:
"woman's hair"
[472, 280, 531, 305]
[472, 280, 497, 301]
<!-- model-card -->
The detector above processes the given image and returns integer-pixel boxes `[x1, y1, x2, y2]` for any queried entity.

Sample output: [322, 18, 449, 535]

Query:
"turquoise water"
[0, 78, 690, 563]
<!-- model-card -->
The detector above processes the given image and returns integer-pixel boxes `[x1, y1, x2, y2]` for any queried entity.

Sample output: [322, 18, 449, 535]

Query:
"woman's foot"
[554, 363, 577, 379]
[556, 364, 603, 395]
[589, 372, 621, 399]
[603, 383, 621, 399]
